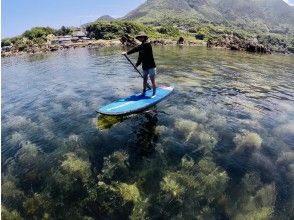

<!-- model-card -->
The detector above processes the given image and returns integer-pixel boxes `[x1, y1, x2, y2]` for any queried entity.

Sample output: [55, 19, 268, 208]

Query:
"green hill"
[124, 0, 294, 34]
[96, 15, 115, 21]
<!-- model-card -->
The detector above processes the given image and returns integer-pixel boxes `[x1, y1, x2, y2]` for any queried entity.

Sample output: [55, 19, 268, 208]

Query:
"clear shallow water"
[1, 46, 294, 219]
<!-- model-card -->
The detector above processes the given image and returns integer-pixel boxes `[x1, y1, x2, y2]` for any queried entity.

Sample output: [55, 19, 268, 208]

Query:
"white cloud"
[283, 0, 294, 6]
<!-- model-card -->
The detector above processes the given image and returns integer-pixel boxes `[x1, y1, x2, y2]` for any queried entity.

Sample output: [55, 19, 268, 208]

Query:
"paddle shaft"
[123, 54, 151, 89]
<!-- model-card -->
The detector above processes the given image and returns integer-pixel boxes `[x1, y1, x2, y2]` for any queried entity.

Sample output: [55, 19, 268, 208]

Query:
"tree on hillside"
[86, 21, 145, 40]
[158, 25, 180, 36]
[1, 38, 12, 47]
[23, 27, 55, 40]
[55, 26, 73, 36]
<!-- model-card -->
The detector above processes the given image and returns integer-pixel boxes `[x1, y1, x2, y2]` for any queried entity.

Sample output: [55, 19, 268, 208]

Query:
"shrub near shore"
[2, 21, 294, 56]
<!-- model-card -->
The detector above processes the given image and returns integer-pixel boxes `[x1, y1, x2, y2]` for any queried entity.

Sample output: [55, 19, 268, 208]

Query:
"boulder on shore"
[152, 39, 175, 46]
[177, 37, 184, 45]
[207, 35, 270, 53]
[245, 39, 269, 53]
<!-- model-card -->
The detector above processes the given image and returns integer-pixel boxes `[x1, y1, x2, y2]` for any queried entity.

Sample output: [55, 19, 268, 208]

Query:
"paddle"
[123, 54, 151, 90]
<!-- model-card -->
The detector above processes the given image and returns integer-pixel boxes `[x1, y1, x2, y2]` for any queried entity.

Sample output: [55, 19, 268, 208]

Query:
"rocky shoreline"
[2, 35, 291, 58]
[207, 35, 271, 53]
[1, 39, 120, 57]
[1, 37, 206, 58]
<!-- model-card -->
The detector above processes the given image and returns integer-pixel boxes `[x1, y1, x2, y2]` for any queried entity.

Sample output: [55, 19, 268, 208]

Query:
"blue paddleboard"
[98, 86, 174, 115]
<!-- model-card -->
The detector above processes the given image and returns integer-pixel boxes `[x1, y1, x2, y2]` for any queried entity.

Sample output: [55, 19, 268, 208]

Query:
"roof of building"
[73, 31, 86, 37]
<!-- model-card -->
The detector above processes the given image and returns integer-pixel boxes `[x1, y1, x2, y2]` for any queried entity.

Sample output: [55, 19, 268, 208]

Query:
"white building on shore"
[49, 30, 91, 45]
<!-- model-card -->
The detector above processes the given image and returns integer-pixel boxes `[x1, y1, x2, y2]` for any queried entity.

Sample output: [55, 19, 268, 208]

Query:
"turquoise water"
[2, 46, 294, 219]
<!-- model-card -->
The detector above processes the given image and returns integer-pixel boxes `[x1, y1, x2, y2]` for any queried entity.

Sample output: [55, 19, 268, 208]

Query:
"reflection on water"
[97, 115, 127, 130]
[1, 47, 294, 219]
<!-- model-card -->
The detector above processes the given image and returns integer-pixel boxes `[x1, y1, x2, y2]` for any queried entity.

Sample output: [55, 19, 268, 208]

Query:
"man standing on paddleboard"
[122, 32, 157, 97]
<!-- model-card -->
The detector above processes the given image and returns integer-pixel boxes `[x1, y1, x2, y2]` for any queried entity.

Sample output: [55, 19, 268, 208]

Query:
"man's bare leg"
[142, 76, 148, 96]
[150, 74, 156, 96]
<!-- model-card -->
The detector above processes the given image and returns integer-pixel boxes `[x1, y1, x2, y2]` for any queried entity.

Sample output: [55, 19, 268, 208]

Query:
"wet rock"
[109, 39, 122, 46]
[245, 38, 268, 53]
[177, 37, 184, 45]
[152, 39, 175, 46]
[230, 45, 239, 50]
[207, 35, 270, 53]
[207, 39, 213, 48]
[2, 51, 13, 57]
[49, 45, 59, 51]
[63, 45, 71, 49]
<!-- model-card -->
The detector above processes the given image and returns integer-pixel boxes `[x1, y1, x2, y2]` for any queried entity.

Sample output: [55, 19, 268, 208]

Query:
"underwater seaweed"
[155, 125, 170, 136]
[186, 107, 208, 124]
[157, 156, 229, 218]
[7, 132, 26, 147]
[22, 193, 53, 219]
[94, 181, 133, 219]
[1, 181, 26, 212]
[226, 172, 276, 220]
[16, 142, 39, 165]
[61, 152, 92, 181]
[1, 206, 22, 220]
[96, 115, 125, 130]
[67, 101, 87, 114]
[274, 122, 294, 146]
[98, 151, 130, 182]
[6, 116, 29, 130]
[175, 119, 217, 148]
[250, 153, 277, 181]
[116, 183, 141, 203]
[174, 118, 218, 155]
[160, 174, 185, 198]
[275, 151, 294, 218]
[174, 119, 199, 142]
[7, 142, 50, 191]
[2, 46, 294, 220]
[233, 131, 263, 152]
[116, 182, 150, 219]
[277, 151, 294, 166]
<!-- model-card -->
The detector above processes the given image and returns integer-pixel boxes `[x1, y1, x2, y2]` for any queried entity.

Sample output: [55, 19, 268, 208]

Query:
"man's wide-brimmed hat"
[136, 31, 148, 40]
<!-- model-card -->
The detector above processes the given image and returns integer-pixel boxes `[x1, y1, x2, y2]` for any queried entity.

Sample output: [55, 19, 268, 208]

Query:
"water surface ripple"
[2, 47, 294, 219]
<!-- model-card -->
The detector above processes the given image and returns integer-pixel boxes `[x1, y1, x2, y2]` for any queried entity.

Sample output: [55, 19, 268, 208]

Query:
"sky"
[2, 0, 294, 38]
[1, 0, 145, 38]
[284, 0, 294, 6]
